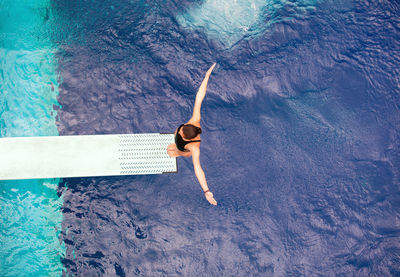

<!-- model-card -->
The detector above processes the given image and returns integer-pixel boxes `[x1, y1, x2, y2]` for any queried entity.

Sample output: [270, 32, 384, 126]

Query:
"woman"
[167, 63, 217, 206]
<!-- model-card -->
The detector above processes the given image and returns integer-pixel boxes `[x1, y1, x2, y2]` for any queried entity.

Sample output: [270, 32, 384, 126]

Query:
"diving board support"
[0, 133, 177, 180]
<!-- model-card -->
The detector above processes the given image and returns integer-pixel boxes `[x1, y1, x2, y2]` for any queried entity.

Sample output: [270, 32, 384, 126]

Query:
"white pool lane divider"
[0, 133, 177, 180]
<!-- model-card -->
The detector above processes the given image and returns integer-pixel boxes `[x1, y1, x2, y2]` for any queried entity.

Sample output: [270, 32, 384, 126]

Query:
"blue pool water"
[1, 0, 400, 276]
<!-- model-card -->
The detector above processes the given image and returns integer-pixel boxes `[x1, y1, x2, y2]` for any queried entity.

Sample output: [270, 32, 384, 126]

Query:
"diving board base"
[0, 133, 177, 180]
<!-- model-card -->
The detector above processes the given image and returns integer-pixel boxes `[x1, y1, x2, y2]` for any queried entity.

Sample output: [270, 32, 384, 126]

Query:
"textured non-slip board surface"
[0, 133, 177, 180]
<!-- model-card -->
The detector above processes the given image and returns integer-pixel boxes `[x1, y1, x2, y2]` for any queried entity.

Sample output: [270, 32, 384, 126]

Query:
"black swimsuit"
[175, 124, 201, 152]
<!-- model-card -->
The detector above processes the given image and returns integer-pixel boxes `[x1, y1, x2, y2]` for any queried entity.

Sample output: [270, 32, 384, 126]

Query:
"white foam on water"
[176, 0, 317, 47]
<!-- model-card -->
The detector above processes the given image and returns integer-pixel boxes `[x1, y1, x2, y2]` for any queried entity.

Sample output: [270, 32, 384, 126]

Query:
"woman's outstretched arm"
[190, 146, 217, 205]
[188, 63, 216, 124]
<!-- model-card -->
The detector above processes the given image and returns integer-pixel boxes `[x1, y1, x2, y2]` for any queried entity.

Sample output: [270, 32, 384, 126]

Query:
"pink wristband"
[204, 189, 210, 194]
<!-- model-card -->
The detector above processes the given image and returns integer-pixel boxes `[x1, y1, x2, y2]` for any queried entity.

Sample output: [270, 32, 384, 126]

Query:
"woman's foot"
[168, 149, 180, 158]
[167, 144, 180, 157]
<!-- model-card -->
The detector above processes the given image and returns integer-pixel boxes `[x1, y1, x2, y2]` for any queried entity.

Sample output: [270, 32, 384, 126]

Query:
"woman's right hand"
[206, 63, 216, 76]
[205, 191, 217, 206]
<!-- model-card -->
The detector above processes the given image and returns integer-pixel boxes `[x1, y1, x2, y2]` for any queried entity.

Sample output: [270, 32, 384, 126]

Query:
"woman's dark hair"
[182, 124, 202, 139]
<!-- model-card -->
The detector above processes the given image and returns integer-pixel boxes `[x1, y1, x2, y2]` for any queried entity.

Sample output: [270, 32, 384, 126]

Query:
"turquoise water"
[0, 0, 65, 276]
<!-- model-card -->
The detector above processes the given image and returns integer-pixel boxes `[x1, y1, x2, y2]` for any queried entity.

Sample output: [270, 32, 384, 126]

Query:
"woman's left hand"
[205, 191, 217, 206]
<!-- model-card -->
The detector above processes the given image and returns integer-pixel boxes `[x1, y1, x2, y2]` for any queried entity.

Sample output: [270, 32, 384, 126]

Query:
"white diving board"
[0, 133, 177, 180]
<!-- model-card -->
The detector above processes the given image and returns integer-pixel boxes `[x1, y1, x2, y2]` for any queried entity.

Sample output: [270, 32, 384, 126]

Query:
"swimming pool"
[0, 0, 64, 276]
[1, 0, 399, 276]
